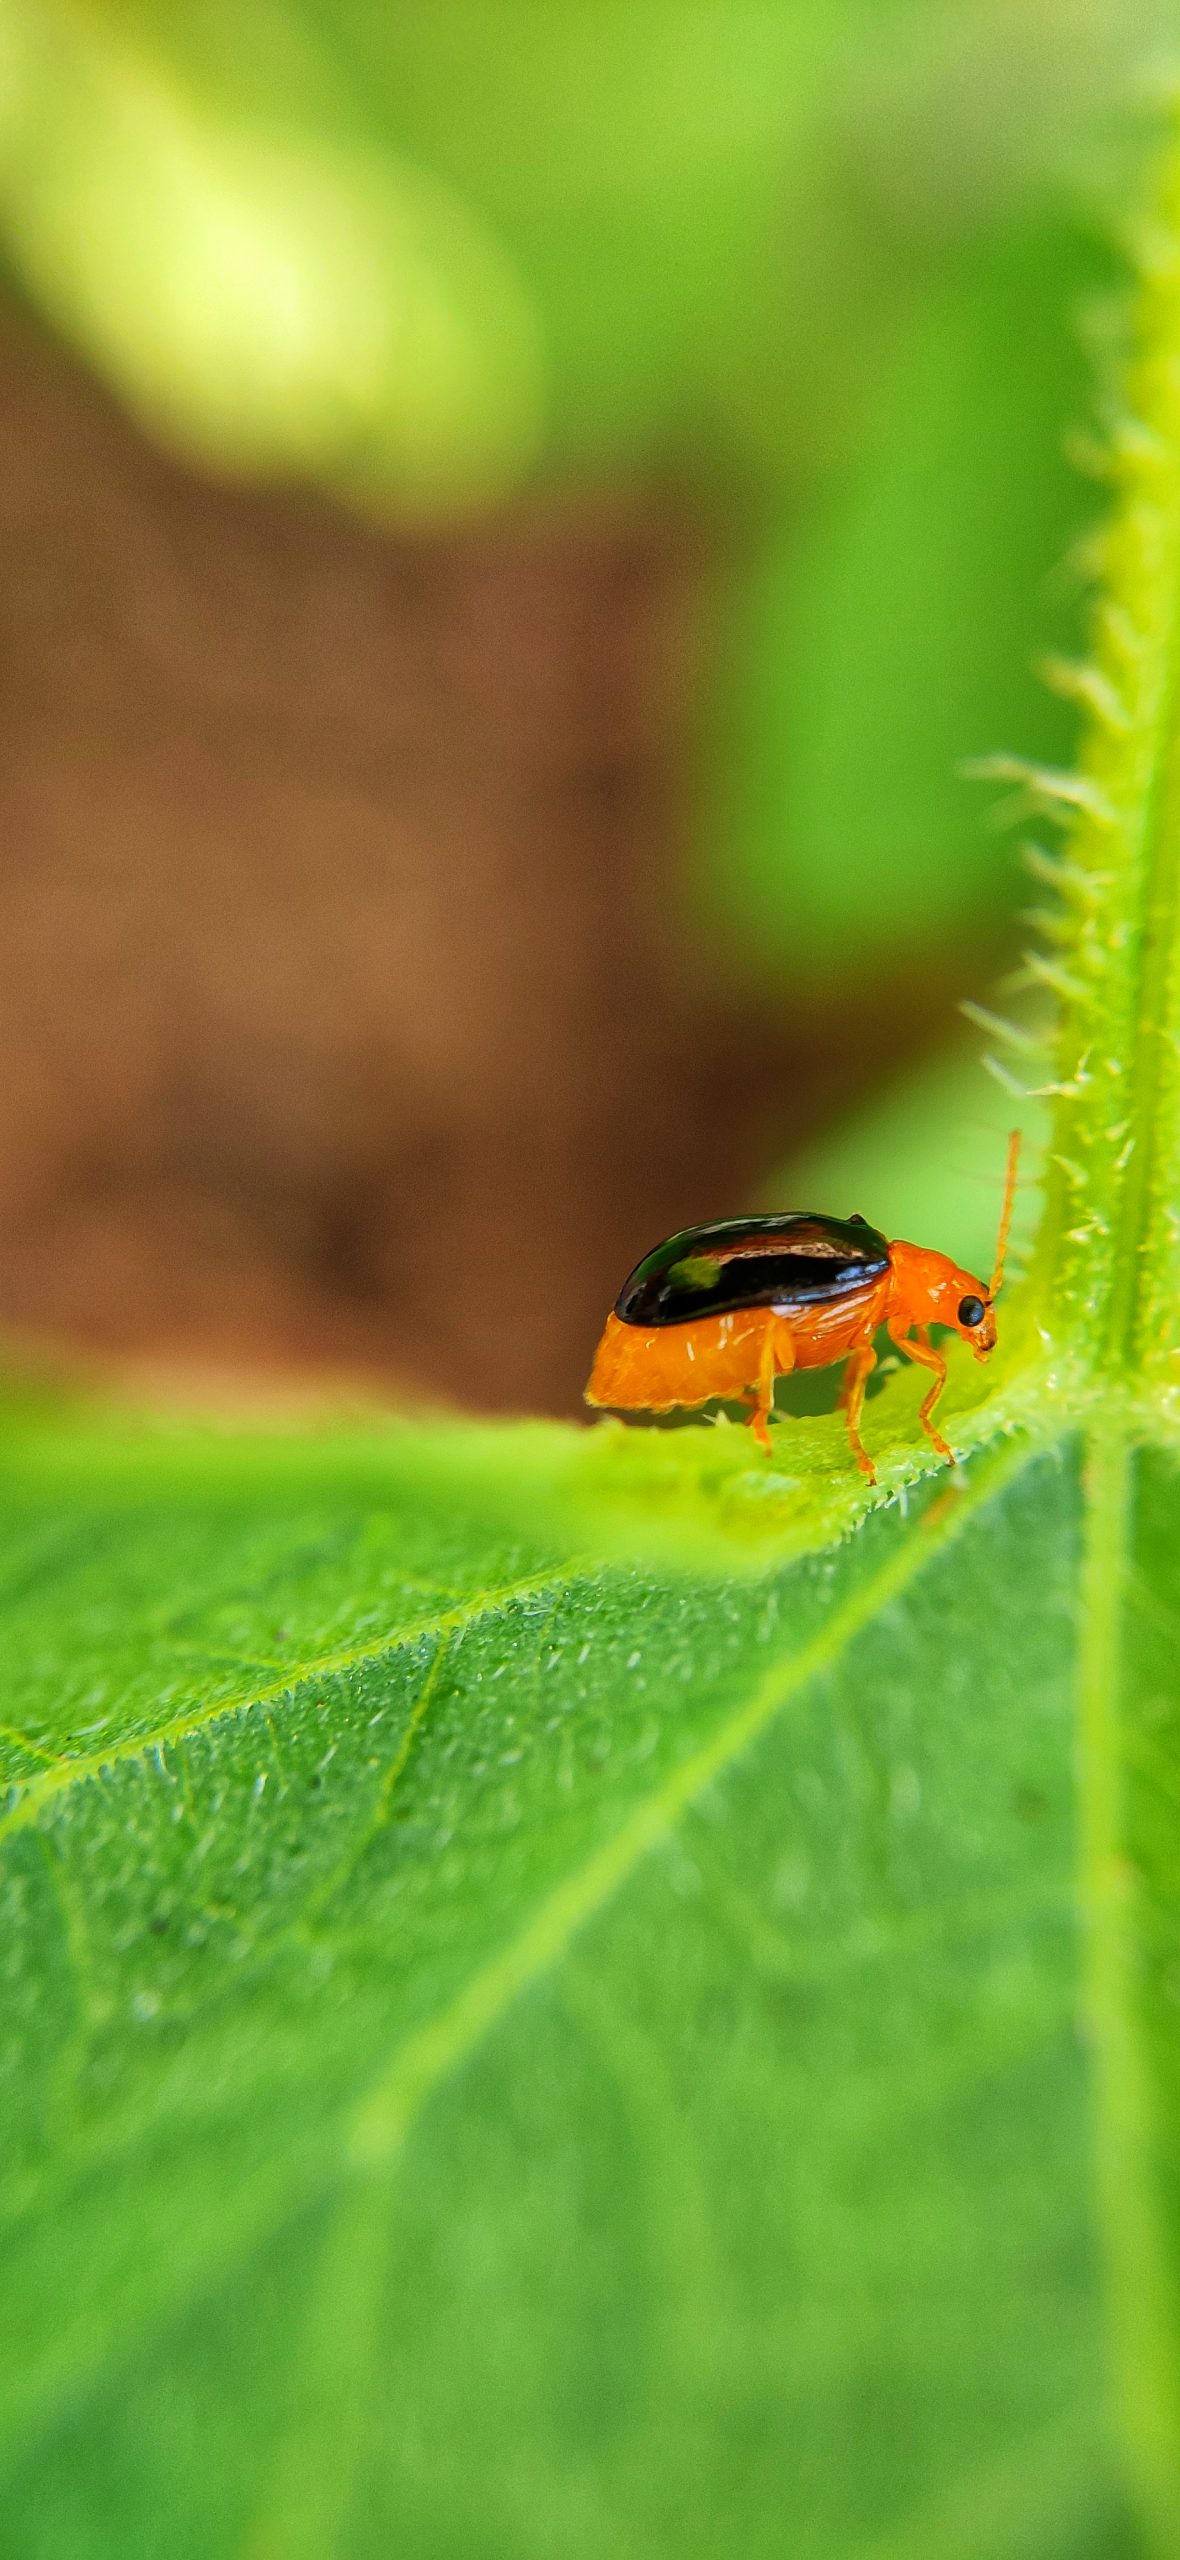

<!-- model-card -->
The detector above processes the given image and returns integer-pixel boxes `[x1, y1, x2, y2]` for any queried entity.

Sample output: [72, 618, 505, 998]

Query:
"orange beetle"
[586, 1133, 1020, 1484]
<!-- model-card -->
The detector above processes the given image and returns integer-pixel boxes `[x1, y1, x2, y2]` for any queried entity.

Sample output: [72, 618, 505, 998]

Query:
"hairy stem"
[1041, 115, 1180, 1401]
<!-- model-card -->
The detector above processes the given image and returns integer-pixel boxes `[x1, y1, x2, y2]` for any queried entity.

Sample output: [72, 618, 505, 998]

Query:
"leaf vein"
[0, 1565, 581, 1845]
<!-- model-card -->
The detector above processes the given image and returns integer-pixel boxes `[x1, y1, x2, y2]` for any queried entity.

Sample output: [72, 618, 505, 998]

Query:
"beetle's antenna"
[989, 1129, 1021, 1299]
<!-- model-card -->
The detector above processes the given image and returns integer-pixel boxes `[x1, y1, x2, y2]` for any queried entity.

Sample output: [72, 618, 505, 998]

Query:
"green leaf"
[12, 61, 1180, 2560]
[0, 1412, 1133, 2557]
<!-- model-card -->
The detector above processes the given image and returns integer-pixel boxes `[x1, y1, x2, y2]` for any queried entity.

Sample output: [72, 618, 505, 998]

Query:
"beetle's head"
[888, 1243, 997, 1357]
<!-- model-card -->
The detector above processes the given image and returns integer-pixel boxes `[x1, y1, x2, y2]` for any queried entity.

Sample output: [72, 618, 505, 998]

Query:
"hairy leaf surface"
[0, 1415, 1138, 2559]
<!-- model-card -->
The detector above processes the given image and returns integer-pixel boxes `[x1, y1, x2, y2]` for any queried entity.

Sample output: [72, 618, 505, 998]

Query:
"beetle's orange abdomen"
[586, 1307, 775, 1413]
[585, 1276, 889, 1416]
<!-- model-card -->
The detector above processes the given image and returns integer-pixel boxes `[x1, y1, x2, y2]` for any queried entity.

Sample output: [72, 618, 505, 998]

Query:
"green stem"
[1044, 116, 1180, 1398]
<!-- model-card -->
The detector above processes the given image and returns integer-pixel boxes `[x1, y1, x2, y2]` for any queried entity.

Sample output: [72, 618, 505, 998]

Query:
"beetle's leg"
[747, 1317, 793, 1454]
[747, 1319, 778, 1455]
[889, 1323, 953, 1466]
[839, 1343, 877, 1483]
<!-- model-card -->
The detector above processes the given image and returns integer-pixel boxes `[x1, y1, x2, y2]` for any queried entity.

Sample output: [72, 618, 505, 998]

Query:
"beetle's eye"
[957, 1293, 985, 1329]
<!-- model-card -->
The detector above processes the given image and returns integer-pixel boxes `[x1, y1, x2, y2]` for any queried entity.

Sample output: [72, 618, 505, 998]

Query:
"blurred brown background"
[0, 307, 956, 1412]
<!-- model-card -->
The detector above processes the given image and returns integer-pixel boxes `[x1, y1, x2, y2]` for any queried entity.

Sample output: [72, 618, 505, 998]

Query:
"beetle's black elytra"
[615, 1213, 891, 1329]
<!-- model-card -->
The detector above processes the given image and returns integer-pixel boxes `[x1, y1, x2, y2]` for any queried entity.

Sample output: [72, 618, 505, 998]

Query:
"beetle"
[585, 1132, 1020, 1484]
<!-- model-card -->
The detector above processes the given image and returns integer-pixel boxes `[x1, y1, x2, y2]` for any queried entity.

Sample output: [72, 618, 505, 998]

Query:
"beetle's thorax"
[887, 1238, 991, 1337]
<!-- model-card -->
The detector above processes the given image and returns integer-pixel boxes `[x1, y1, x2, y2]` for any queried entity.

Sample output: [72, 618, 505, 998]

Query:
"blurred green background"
[0, 0, 1171, 1408]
